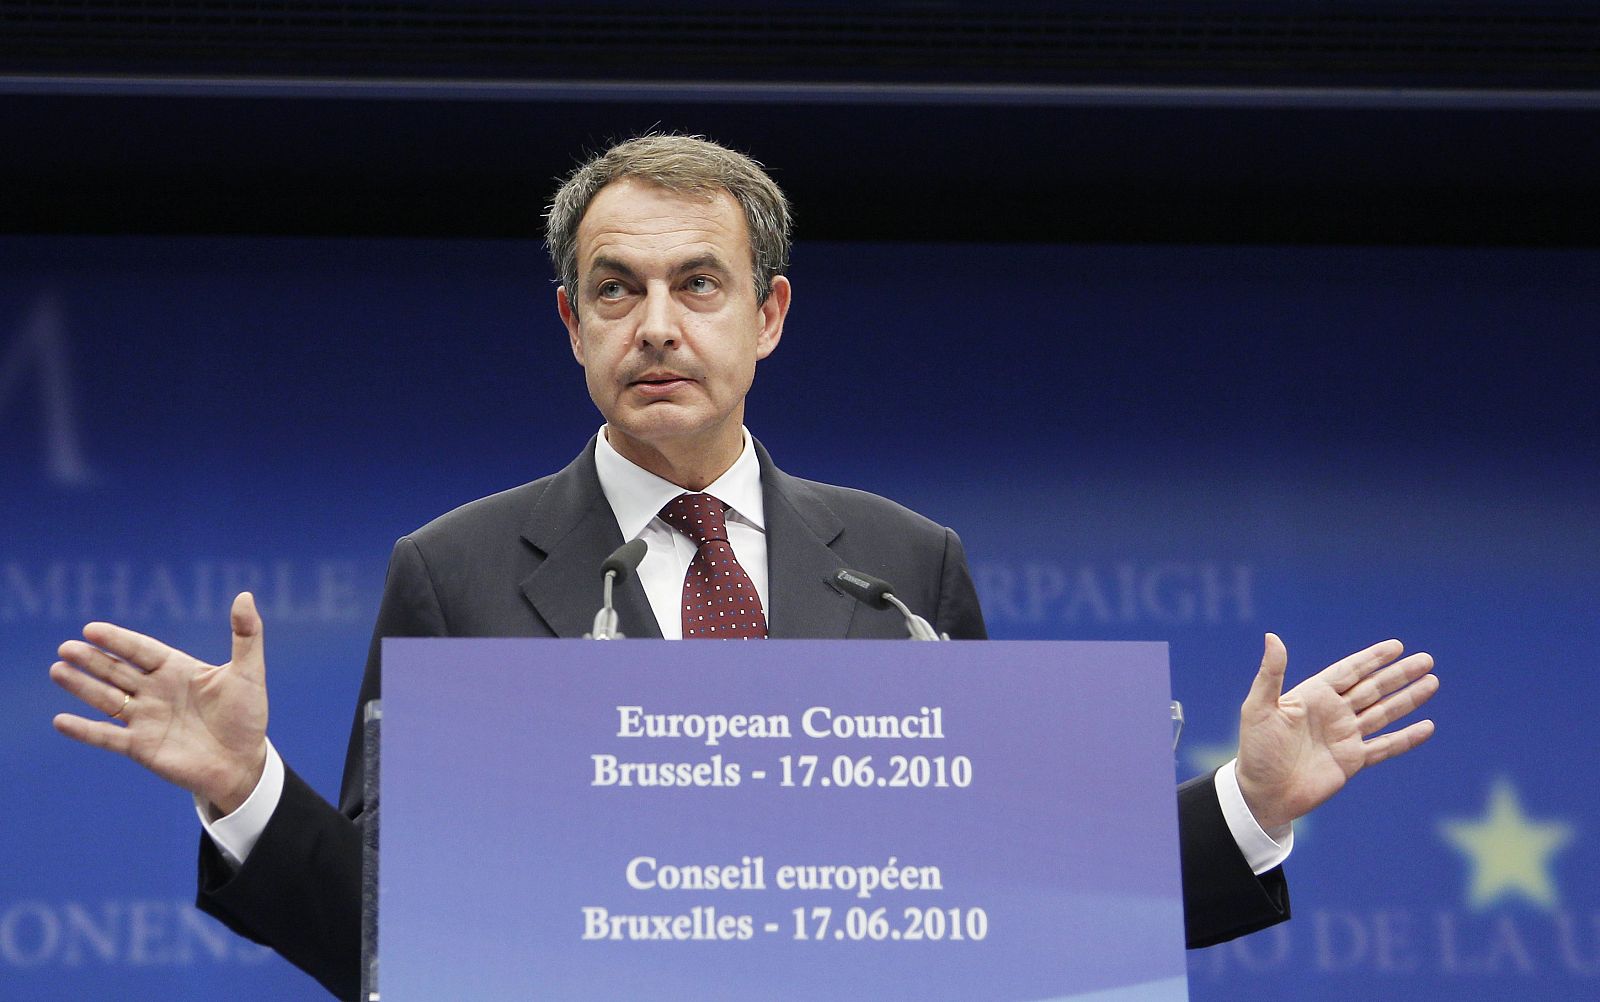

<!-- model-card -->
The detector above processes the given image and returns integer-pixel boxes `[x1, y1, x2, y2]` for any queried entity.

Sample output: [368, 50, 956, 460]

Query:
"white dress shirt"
[199, 426, 1290, 876]
[592, 425, 768, 639]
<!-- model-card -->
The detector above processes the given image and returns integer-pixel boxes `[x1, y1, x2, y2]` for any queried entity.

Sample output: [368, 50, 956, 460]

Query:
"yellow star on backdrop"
[1184, 734, 1239, 777]
[1440, 777, 1575, 911]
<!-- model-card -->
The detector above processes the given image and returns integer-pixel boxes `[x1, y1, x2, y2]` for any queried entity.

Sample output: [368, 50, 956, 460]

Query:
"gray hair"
[545, 134, 792, 311]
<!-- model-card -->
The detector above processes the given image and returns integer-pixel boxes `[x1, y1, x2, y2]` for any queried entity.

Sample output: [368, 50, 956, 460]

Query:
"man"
[49, 135, 1440, 1000]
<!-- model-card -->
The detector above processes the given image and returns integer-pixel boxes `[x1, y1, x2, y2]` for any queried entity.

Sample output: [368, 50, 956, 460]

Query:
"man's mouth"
[629, 372, 693, 394]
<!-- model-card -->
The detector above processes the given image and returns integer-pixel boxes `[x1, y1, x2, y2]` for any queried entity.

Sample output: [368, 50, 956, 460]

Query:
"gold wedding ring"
[109, 691, 130, 720]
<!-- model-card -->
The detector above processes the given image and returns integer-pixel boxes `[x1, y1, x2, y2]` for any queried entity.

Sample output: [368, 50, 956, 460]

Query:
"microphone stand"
[830, 568, 949, 641]
[881, 592, 944, 641]
[586, 539, 647, 640]
[588, 568, 625, 640]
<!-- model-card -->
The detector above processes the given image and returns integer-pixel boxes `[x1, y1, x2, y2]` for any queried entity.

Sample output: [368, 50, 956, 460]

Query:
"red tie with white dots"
[658, 492, 768, 639]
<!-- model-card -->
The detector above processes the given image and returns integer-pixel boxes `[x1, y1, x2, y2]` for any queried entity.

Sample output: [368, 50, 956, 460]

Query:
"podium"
[369, 639, 1190, 1001]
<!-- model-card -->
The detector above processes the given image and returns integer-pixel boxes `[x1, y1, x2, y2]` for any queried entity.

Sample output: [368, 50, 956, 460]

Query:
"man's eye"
[597, 280, 626, 299]
[685, 276, 717, 294]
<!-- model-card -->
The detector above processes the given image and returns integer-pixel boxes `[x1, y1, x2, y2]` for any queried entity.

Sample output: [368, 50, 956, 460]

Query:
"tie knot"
[659, 493, 730, 546]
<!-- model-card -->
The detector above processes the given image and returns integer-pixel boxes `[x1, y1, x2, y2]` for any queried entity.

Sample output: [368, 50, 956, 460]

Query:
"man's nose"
[636, 285, 678, 348]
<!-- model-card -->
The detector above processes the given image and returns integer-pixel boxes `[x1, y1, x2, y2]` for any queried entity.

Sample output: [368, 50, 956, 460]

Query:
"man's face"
[558, 179, 789, 467]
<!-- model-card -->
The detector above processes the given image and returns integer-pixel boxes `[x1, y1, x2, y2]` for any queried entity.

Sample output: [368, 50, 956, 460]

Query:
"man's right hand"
[50, 591, 270, 816]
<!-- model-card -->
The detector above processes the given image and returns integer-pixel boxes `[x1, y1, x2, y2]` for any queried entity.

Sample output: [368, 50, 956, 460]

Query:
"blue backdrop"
[2, 236, 1595, 999]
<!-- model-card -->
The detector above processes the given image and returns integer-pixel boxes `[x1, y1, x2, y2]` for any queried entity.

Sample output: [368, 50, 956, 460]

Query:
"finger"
[57, 639, 145, 692]
[1244, 633, 1288, 710]
[52, 712, 134, 755]
[1357, 673, 1440, 736]
[229, 592, 266, 682]
[1321, 638, 1405, 691]
[49, 661, 133, 719]
[1344, 651, 1435, 712]
[81, 621, 179, 673]
[1362, 717, 1436, 767]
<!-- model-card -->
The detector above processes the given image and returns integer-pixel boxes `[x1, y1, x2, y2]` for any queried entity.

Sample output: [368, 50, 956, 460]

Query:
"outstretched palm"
[50, 592, 270, 815]
[1235, 633, 1438, 833]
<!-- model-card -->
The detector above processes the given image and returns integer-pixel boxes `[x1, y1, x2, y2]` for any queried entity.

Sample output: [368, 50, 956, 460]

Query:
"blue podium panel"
[379, 639, 1188, 1002]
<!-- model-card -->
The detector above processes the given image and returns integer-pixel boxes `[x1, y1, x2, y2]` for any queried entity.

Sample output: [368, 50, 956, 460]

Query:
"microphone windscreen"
[830, 568, 894, 609]
[602, 539, 649, 581]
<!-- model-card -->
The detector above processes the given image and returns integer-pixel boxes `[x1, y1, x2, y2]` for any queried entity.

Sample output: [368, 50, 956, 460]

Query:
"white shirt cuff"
[1214, 757, 1293, 875]
[193, 738, 285, 869]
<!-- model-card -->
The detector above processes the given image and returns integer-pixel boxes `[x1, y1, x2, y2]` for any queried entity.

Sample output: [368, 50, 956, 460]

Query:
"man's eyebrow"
[585, 255, 640, 283]
[584, 253, 734, 286]
[674, 254, 732, 276]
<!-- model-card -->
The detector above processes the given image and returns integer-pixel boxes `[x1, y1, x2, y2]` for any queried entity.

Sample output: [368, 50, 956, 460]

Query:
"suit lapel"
[518, 436, 853, 640]
[757, 441, 860, 639]
[518, 440, 663, 639]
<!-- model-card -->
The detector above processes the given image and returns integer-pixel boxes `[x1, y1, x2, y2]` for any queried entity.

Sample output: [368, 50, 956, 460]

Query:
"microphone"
[829, 568, 946, 641]
[587, 539, 647, 640]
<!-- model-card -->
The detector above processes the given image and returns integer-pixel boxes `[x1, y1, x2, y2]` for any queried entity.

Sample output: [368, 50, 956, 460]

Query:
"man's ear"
[557, 286, 584, 365]
[755, 275, 791, 361]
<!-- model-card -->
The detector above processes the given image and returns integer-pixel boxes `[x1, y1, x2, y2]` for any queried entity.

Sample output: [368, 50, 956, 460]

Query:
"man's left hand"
[1236, 633, 1438, 833]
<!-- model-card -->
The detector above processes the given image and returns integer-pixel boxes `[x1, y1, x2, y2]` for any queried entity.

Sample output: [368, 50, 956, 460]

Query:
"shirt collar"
[593, 425, 766, 540]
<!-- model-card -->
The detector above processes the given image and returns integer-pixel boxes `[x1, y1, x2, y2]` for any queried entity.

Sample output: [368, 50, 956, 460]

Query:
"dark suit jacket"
[197, 438, 1288, 1000]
